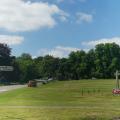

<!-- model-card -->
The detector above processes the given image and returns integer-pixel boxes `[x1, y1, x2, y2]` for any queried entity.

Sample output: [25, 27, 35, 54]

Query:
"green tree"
[94, 43, 120, 78]
[69, 51, 87, 79]
[16, 53, 37, 83]
[41, 55, 60, 79]
[56, 58, 71, 80]
[0, 43, 14, 83]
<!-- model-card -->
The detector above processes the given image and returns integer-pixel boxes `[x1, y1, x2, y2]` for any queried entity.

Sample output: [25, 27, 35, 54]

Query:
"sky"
[1, 0, 120, 58]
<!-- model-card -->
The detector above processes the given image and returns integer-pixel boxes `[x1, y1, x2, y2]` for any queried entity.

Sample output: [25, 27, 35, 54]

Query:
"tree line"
[0, 42, 120, 83]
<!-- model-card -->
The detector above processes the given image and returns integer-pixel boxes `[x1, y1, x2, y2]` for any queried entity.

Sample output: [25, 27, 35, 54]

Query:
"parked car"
[28, 80, 37, 87]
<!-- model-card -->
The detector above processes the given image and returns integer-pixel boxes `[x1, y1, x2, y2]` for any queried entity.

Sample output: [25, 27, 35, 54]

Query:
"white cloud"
[0, 0, 67, 32]
[59, 11, 69, 22]
[38, 46, 80, 58]
[76, 12, 93, 24]
[82, 37, 120, 48]
[0, 35, 24, 45]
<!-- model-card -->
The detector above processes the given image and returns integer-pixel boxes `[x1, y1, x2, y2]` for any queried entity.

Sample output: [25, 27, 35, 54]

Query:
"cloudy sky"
[0, 0, 120, 58]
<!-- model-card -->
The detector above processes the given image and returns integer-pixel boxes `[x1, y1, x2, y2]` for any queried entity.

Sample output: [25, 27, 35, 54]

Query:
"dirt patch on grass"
[112, 117, 120, 120]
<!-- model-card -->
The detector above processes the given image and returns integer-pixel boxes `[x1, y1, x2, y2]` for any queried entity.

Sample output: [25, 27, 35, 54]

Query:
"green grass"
[0, 79, 119, 120]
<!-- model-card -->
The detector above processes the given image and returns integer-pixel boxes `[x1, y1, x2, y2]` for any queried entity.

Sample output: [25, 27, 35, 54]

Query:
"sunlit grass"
[0, 79, 119, 119]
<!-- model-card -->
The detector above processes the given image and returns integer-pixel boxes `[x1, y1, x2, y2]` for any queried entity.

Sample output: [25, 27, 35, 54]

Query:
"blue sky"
[1, 0, 120, 58]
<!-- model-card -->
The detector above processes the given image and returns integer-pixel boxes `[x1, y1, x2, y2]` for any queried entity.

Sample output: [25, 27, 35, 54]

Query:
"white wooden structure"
[112, 70, 120, 94]
[115, 70, 120, 89]
[0, 66, 14, 84]
[0, 66, 13, 71]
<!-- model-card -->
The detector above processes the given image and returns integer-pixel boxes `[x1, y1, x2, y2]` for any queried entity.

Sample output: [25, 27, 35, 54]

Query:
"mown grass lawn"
[0, 79, 119, 120]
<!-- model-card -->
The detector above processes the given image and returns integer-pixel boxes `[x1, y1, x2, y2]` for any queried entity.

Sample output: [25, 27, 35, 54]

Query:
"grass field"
[0, 79, 119, 120]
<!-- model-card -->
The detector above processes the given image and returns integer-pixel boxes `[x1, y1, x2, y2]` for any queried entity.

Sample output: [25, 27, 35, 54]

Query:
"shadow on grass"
[71, 116, 108, 120]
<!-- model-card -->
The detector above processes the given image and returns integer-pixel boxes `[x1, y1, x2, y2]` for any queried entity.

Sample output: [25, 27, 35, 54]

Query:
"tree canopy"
[15, 43, 120, 82]
[0, 43, 120, 83]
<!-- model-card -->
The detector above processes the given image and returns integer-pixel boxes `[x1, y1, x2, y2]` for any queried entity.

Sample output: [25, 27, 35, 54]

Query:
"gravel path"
[0, 84, 26, 93]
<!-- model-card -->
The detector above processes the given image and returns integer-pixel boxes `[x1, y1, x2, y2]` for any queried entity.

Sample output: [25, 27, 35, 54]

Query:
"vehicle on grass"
[28, 80, 37, 87]
[112, 89, 120, 94]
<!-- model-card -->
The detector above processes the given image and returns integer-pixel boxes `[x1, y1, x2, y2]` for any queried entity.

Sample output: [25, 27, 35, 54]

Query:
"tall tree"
[0, 43, 14, 83]
[16, 53, 36, 83]
[94, 43, 120, 78]
[41, 55, 60, 79]
[69, 51, 87, 79]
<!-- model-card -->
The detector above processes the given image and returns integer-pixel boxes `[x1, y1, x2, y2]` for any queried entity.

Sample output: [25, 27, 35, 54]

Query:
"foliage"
[0, 43, 16, 83]
[1, 43, 120, 82]
[15, 53, 38, 83]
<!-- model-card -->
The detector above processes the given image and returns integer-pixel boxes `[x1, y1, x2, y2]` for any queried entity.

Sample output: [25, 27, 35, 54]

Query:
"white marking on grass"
[0, 89, 7, 92]
[0, 85, 26, 93]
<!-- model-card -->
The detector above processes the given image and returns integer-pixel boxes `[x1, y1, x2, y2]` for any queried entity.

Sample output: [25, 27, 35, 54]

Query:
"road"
[0, 84, 26, 93]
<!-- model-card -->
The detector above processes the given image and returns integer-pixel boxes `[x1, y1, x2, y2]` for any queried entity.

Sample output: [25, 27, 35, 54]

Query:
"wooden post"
[116, 70, 119, 89]
[81, 89, 83, 96]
